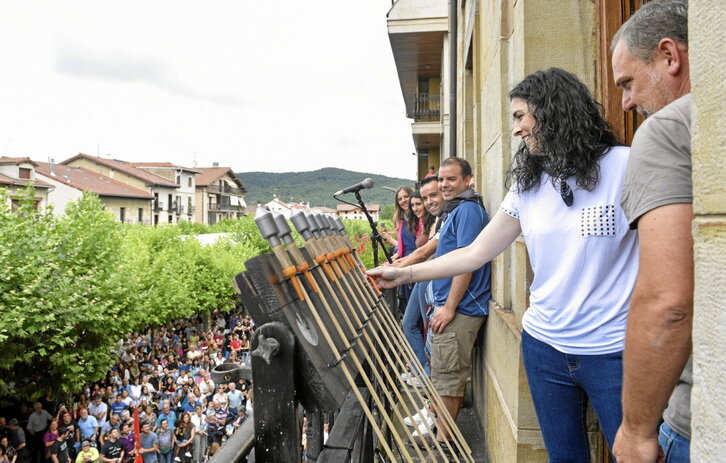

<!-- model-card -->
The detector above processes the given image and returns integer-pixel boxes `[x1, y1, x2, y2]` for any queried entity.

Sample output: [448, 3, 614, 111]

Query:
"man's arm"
[613, 203, 694, 462]
[430, 272, 473, 333]
[392, 238, 438, 267]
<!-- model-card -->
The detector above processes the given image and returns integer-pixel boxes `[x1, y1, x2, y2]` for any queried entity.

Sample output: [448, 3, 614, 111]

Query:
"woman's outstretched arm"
[367, 210, 521, 288]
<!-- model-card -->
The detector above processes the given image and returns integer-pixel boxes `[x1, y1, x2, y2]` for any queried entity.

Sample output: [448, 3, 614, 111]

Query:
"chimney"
[49, 157, 55, 175]
[212, 162, 219, 168]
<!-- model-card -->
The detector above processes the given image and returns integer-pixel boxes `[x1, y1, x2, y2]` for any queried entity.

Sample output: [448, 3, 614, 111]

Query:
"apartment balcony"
[208, 201, 244, 212]
[387, 0, 447, 120]
[414, 92, 440, 122]
[206, 184, 246, 196]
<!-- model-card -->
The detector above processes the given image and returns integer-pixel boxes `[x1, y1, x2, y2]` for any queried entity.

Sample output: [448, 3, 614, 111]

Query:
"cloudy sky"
[0, 1, 416, 179]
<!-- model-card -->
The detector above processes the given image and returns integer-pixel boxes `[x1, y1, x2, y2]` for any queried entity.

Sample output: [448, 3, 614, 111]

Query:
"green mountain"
[236, 167, 416, 209]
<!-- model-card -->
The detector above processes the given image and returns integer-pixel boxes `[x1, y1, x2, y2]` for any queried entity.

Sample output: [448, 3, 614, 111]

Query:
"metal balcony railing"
[413, 92, 441, 122]
[208, 201, 243, 212]
[206, 184, 246, 195]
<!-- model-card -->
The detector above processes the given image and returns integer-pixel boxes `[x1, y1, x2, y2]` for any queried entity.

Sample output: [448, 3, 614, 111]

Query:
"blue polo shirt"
[432, 200, 491, 316]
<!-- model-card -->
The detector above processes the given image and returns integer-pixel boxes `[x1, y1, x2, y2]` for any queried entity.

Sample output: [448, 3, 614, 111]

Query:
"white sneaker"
[185, 452, 192, 458]
[411, 419, 435, 438]
[399, 372, 412, 384]
[174, 458, 181, 462]
[404, 407, 434, 427]
[408, 375, 424, 388]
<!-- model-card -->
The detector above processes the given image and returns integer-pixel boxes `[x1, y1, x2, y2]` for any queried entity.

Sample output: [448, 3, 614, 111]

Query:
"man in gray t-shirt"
[611, 1, 693, 462]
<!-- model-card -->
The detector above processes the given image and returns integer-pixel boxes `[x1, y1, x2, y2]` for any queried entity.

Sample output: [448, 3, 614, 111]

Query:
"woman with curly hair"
[368, 67, 638, 460]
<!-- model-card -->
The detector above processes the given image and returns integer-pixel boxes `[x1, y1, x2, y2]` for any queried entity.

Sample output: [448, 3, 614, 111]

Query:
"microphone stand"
[354, 191, 392, 267]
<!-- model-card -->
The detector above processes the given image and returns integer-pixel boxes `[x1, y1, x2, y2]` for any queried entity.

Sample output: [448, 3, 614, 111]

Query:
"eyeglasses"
[560, 178, 574, 207]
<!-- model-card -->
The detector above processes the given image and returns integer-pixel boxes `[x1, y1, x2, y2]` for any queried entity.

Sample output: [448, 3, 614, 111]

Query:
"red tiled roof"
[310, 206, 337, 214]
[127, 162, 201, 173]
[60, 153, 178, 187]
[0, 172, 52, 188]
[36, 163, 154, 199]
[195, 167, 245, 191]
[0, 156, 38, 166]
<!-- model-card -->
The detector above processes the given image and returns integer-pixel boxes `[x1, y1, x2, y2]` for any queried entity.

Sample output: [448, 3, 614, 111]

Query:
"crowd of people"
[0, 310, 255, 463]
[371, 1, 693, 462]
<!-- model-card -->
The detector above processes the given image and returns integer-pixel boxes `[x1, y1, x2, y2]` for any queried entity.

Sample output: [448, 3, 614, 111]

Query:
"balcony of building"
[206, 184, 246, 196]
[387, 0, 447, 123]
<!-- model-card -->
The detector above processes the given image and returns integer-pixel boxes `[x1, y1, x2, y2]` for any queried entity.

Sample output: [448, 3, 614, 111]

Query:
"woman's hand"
[366, 266, 407, 289]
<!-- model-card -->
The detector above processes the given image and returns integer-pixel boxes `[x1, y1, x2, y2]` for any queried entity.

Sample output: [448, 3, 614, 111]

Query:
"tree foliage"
[0, 189, 376, 399]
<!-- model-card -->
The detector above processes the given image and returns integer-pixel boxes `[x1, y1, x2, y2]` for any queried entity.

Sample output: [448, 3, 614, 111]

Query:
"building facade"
[0, 157, 52, 209]
[131, 163, 200, 222]
[388, 0, 725, 461]
[194, 167, 247, 225]
[36, 162, 154, 223]
[61, 153, 181, 225]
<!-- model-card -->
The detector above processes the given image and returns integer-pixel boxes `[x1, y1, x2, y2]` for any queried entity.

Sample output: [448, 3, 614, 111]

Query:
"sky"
[0, 1, 417, 179]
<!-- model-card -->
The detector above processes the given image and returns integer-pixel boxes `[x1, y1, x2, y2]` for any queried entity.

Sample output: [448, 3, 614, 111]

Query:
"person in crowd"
[74, 441, 98, 463]
[75, 410, 98, 448]
[225, 383, 243, 418]
[42, 420, 59, 462]
[610, 2, 693, 462]
[116, 425, 134, 463]
[172, 413, 193, 463]
[87, 397, 107, 438]
[27, 402, 52, 463]
[211, 387, 227, 413]
[0, 444, 10, 463]
[204, 402, 226, 448]
[154, 420, 173, 463]
[154, 403, 175, 435]
[98, 415, 121, 447]
[137, 423, 157, 463]
[189, 407, 206, 463]
[49, 425, 72, 463]
[98, 429, 123, 463]
[56, 411, 75, 461]
[2, 435, 19, 463]
[369, 68, 637, 460]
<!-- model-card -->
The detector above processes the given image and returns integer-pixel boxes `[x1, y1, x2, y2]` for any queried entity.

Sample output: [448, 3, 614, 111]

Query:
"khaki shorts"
[430, 308, 486, 397]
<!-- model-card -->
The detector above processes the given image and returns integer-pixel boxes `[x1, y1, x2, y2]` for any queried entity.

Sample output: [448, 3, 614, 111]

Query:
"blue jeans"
[521, 330, 623, 462]
[159, 450, 174, 463]
[659, 421, 690, 462]
[401, 282, 430, 376]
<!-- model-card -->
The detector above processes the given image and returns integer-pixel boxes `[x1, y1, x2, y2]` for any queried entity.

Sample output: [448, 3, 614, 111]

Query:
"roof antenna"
[192, 149, 198, 168]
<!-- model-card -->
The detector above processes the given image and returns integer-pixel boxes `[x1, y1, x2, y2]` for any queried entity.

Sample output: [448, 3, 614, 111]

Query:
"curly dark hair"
[507, 67, 619, 193]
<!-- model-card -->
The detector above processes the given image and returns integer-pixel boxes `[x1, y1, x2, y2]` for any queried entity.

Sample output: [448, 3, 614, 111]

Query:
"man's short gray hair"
[612, 0, 688, 63]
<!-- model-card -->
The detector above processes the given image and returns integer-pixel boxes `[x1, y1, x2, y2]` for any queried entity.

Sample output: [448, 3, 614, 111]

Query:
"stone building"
[387, 0, 725, 461]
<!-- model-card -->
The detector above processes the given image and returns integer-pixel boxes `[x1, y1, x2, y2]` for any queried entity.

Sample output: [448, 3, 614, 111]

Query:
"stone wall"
[689, 0, 726, 460]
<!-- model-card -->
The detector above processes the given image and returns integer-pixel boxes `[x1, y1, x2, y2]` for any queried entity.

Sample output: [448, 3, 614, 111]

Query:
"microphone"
[334, 178, 374, 196]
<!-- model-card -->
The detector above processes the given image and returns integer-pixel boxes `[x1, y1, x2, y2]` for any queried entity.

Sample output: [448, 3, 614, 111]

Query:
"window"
[119, 207, 126, 222]
[176, 175, 181, 185]
[138, 208, 144, 223]
[188, 177, 192, 187]
[18, 168, 31, 179]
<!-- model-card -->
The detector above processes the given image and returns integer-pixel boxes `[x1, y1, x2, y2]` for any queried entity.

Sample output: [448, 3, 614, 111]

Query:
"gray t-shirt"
[621, 93, 692, 440]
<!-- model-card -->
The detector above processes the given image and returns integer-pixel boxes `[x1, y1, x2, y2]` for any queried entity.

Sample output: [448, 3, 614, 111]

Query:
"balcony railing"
[413, 92, 440, 122]
[206, 184, 246, 195]
[208, 201, 244, 212]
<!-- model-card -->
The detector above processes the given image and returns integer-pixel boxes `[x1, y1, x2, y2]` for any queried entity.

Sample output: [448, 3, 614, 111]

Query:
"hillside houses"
[0, 153, 247, 224]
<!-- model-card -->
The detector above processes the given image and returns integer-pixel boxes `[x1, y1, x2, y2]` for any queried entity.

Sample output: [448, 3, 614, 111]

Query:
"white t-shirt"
[500, 146, 638, 354]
